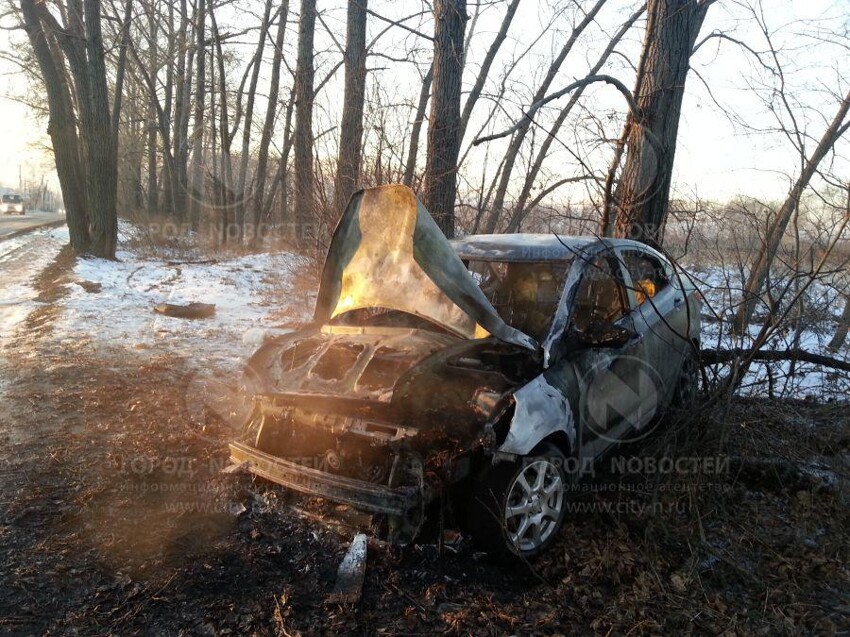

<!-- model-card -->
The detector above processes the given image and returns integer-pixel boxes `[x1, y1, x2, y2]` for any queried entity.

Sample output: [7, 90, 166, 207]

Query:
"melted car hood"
[314, 185, 537, 351]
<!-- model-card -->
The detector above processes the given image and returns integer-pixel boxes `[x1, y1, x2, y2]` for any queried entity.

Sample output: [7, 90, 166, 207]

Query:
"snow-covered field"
[686, 262, 850, 399]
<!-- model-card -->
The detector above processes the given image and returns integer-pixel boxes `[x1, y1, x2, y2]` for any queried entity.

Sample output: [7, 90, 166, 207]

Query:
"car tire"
[671, 346, 699, 409]
[468, 441, 569, 564]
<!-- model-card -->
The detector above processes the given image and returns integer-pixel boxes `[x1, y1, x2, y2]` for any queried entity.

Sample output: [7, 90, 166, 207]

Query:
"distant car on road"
[2, 194, 25, 215]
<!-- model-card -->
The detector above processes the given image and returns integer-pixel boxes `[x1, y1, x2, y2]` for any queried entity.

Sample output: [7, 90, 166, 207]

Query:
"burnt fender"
[498, 374, 576, 456]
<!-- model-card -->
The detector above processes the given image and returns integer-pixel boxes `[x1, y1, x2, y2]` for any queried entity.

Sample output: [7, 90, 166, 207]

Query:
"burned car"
[228, 184, 701, 561]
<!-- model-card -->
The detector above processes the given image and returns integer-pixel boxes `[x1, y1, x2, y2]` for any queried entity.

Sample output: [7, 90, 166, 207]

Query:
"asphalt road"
[0, 210, 66, 239]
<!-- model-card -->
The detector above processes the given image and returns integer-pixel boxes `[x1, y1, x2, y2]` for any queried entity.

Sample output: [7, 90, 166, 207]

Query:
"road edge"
[0, 217, 67, 243]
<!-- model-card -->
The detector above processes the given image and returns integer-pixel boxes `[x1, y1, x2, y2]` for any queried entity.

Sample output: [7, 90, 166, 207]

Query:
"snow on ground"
[49, 223, 313, 373]
[0, 225, 67, 342]
[684, 262, 850, 399]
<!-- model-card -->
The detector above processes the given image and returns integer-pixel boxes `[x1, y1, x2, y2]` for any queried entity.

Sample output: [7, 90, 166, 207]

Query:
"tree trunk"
[171, 0, 190, 219]
[146, 1, 158, 213]
[20, 0, 90, 251]
[188, 0, 207, 228]
[82, 0, 118, 258]
[829, 295, 850, 352]
[236, 0, 274, 238]
[735, 89, 850, 329]
[402, 66, 432, 188]
[610, 0, 710, 247]
[293, 0, 317, 247]
[421, 0, 467, 238]
[333, 0, 368, 216]
[210, 7, 235, 242]
[110, 0, 133, 156]
[252, 0, 290, 244]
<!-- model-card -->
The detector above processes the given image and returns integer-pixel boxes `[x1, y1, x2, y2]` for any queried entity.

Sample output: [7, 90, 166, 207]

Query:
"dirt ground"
[1, 245, 848, 636]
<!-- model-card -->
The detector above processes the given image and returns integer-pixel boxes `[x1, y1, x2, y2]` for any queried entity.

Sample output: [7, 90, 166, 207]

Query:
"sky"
[0, 0, 847, 205]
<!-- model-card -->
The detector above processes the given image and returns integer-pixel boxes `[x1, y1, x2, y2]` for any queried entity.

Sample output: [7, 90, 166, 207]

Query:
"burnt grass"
[1, 342, 849, 634]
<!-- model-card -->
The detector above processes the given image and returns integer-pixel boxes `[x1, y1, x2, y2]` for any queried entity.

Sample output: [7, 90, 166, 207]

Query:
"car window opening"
[571, 257, 627, 331]
[466, 260, 571, 341]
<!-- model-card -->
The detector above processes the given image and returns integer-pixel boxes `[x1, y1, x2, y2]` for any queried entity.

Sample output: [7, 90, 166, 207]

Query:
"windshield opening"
[465, 259, 571, 340]
[2, 195, 22, 204]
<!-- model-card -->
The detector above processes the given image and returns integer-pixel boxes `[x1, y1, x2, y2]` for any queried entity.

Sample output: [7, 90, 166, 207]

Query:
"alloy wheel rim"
[504, 459, 564, 552]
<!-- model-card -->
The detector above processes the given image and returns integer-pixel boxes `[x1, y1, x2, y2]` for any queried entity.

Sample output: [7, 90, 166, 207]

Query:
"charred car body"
[229, 185, 701, 560]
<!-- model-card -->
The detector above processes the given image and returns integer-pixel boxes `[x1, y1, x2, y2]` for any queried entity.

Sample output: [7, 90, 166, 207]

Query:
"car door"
[618, 248, 687, 397]
[557, 249, 658, 461]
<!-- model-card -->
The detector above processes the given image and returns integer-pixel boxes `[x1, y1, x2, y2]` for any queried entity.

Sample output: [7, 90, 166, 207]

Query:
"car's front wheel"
[468, 442, 568, 563]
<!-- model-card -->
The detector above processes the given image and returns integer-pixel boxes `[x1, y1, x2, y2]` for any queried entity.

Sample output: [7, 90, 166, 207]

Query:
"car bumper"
[228, 441, 419, 516]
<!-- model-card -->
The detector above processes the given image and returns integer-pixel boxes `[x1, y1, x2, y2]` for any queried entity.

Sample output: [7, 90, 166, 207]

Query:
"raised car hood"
[314, 185, 537, 351]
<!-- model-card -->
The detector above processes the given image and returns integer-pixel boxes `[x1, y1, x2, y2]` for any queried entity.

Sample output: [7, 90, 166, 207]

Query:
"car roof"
[449, 233, 659, 262]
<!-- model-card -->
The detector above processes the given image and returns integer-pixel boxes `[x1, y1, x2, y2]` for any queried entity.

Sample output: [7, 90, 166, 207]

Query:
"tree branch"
[472, 74, 640, 146]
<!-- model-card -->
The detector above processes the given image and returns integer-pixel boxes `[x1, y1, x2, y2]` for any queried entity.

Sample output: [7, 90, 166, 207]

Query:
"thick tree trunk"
[402, 66, 432, 188]
[20, 0, 90, 251]
[82, 0, 118, 258]
[333, 0, 368, 216]
[735, 89, 850, 329]
[293, 0, 317, 247]
[610, 0, 710, 247]
[421, 0, 467, 239]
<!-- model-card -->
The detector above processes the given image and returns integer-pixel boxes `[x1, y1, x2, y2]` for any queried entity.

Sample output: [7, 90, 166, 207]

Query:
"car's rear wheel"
[671, 347, 699, 408]
[468, 442, 568, 563]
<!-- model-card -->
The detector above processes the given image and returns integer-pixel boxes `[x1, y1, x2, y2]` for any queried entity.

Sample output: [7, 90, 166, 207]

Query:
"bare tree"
[457, 0, 519, 142]
[21, 0, 119, 258]
[402, 66, 432, 188]
[293, 0, 317, 246]
[736, 89, 850, 329]
[422, 0, 467, 238]
[333, 0, 369, 215]
[606, 0, 713, 246]
[479, 0, 606, 234]
[19, 0, 90, 251]
[251, 0, 291, 242]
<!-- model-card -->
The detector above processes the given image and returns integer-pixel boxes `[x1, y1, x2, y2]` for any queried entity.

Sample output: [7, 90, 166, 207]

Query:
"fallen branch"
[701, 348, 850, 373]
[153, 302, 216, 319]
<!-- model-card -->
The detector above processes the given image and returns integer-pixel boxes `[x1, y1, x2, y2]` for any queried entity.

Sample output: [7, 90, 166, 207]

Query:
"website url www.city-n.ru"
[565, 500, 686, 516]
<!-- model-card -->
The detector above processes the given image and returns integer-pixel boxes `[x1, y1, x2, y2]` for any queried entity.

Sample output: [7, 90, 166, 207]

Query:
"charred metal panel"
[498, 374, 576, 456]
[451, 233, 596, 262]
[391, 337, 538, 443]
[248, 326, 456, 402]
[314, 184, 536, 350]
[228, 441, 418, 516]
